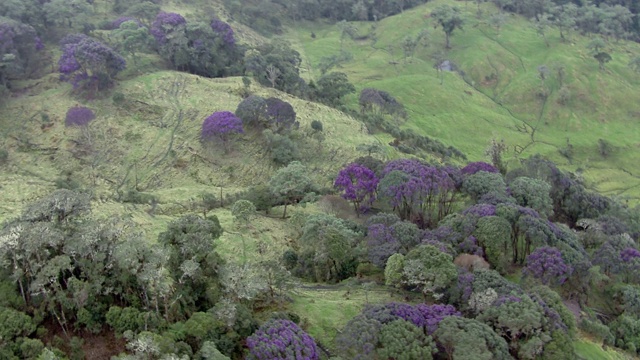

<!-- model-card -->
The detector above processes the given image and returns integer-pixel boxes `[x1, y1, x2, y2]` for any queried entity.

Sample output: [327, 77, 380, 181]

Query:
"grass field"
[287, 0, 640, 203]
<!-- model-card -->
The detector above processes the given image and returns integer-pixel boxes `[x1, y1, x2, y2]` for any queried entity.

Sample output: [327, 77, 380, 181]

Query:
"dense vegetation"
[2, 0, 640, 359]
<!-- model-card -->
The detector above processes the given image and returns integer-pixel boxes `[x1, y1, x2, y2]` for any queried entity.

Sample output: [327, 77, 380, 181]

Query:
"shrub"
[311, 120, 323, 132]
[65, 106, 95, 127]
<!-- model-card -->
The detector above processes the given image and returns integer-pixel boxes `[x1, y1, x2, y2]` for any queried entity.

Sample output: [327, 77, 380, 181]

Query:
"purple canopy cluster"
[379, 159, 456, 227]
[246, 319, 319, 360]
[211, 18, 236, 46]
[362, 302, 460, 333]
[334, 163, 379, 215]
[65, 106, 95, 127]
[58, 34, 126, 92]
[34, 37, 44, 51]
[150, 12, 186, 44]
[366, 222, 400, 267]
[523, 246, 573, 285]
[458, 235, 484, 256]
[461, 161, 499, 175]
[201, 111, 244, 152]
[621, 247, 640, 262]
[462, 204, 497, 217]
[415, 304, 461, 334]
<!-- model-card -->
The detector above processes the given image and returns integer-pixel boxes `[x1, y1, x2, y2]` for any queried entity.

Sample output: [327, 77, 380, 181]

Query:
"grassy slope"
[0, 70, 387, 226]
[288, 0, 640, 202]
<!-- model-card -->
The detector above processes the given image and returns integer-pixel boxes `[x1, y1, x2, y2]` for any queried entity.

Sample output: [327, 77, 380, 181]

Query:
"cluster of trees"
[290, 154, 637, 358]
[222, 0, 430, 34]
[0, 189, 304, 359]
[149, 12, 243, 77]
[2, 156, 640, 358]
[0, 16, 43, 96]
[493, 0, 640, 42]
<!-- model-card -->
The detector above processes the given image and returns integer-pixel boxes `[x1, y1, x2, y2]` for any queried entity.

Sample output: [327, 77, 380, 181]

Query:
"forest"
[2, 0, 640, 359]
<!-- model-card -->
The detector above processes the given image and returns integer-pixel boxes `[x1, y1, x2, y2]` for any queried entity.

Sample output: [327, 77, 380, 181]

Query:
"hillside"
[1, 0, 640, 359]
[0, 71, 387, 227]
[287, 0, 640, 203]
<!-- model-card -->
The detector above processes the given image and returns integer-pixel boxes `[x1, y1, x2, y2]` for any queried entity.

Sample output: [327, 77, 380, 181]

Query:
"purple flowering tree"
[150, 12, 186, 44]
[461, 161, 499, 175]
[201, 111, 244, 153]
[65, 106, 95, 127]
[58, 34, 126, 94]
[378, 159, 456, 228]
[336, 301, 459, 359]
[246, 319, 319, 360]
[523, 246, 573, 285]
[210, 18, 236, 46]
[362, 302, 426, 327]
[415, 304, 461, 335]
[334, 163, 379, 215]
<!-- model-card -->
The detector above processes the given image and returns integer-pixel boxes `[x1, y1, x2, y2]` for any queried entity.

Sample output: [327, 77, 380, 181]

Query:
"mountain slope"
[287, 0, 640, 202]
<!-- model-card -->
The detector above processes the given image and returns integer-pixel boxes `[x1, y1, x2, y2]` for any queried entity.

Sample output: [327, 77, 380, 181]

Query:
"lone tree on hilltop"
[432, 5, 464, 49]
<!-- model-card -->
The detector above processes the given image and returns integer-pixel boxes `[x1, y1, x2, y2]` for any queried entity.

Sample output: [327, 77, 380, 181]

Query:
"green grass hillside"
[0, 71, 388, 226]
[287, 0, 640, 203]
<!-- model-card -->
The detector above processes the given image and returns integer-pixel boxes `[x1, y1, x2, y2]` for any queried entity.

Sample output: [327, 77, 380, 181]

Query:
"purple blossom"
[58, 34, 126, 92]
[34, 37, 44, 51]
[461, 161, 499, 175]
[366, 223, 400, 267]
[150, 12, 186, 44]
[379, 159, 456, 227]
[201, 111, 244, 153]
[457, 270, 475, 302]
[458, 235, 484, 256]
[58, 44, 81, 75]
[621, 247, 640, 262]
[247, 319, 319, 360]
[415, 304, 461, 334]
[362, 303, 425, 327]
[523, 246, 573, 285]
[463, 204, 497, 217]
[65, 106, 95, 127]
[210, 18, 236, 46]
[361, 302, 460, 335]
[335, 163, 379, 215]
